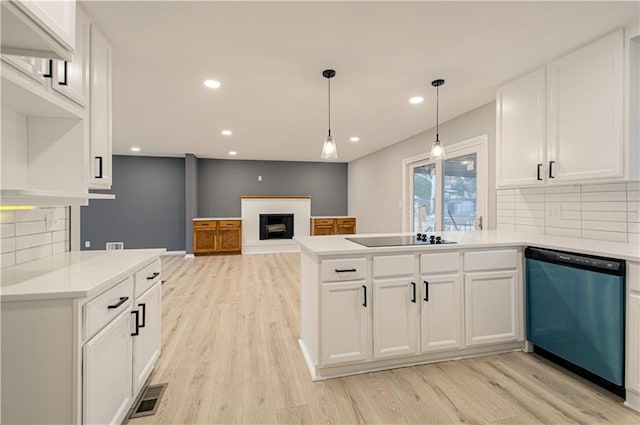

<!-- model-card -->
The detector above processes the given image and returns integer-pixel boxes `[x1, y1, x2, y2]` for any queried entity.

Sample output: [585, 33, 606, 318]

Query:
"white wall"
[349, 102, 496, 234]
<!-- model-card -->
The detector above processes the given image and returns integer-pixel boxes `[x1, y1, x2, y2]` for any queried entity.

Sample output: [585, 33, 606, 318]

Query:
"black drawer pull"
[58, 61, 68, 85]
[147, 272, 160, 280]
[131, 310, 140, 336]
[424, 281, 429, 302]
[411, 282, 416, 303]
[107, 296, 128, 309]
[139, 303, 146, 328]
[549, 160, 555, 179]
[335, 268, 356, 273]
[537, 163, 543, 181]
[95, 156, 103, 179]
[362, 285, 367, 307]
[43, 60, 53, 78]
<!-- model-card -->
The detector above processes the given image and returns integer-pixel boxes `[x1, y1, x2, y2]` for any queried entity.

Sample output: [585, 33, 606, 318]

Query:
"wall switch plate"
[258, 175, 262, 182]
[84, 241, 90, 248]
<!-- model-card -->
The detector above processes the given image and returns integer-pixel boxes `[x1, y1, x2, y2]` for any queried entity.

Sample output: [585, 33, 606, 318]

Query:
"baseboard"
[163, 250, 186, 256]
[184, 253, 195, 258]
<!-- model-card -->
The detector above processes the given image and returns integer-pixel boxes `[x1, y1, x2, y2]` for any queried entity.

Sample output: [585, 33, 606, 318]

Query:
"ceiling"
[80, 1, 638, 163]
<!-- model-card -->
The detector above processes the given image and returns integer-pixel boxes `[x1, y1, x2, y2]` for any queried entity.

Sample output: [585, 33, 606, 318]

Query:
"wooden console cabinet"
[193, 219, 242, 255]
[311, 217, 356, 236]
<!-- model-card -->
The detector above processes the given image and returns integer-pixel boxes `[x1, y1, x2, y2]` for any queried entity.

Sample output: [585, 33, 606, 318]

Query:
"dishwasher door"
[525, 247, 625, 389]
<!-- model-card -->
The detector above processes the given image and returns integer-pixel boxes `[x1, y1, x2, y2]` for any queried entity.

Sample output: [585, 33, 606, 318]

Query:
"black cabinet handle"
[424, 281, 429, 302]
[335, 268, 356, 273]
[95, 156, 103, 179]
[131, 310, 140, 336]
[138, 303, 146, 328]
[549, 161, 555, 179]
[58, 61, 68, 85]
[107, 296, 128, 309]
[147, 272, 160, 280]
[411, 282, 416, 303]
[537, 163, 543, 181]
[43, 60, 53, 78]
[362, 285, 367, 307]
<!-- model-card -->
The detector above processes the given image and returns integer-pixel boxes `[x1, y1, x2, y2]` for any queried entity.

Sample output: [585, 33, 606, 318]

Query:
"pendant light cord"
[328, 77, 331, 137]
[436, 85, 439, 139]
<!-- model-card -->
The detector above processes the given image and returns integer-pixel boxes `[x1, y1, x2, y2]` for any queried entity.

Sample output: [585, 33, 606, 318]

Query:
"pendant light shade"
[431, 79, 445, 158]
[321, 69, 338, 160]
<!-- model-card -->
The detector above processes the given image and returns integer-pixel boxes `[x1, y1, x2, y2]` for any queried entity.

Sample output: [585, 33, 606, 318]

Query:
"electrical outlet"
[84, 241, 90, 248]
[548, 206, 561, 218]
[258, 175, 262, 182]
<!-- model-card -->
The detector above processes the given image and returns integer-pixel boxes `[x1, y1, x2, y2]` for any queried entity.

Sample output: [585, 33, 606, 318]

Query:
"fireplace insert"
[259, 214, 294, 240]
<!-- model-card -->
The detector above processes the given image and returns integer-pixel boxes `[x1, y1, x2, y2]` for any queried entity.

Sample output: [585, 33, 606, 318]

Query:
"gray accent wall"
[81, 155, 186, 251]
[185, 154, 198, 254]
[198, 159, 348, 217]
[348, 101, 496, 234]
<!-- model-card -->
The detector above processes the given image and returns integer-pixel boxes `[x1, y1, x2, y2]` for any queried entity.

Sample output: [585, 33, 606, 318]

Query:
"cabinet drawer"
[194, 220, 216, 228]
[628, 262, 639, 293]
[218, 220, 241, 228]
[321, 258, 367, 282]
[464, 249, 518, 272]
[84, 276, 133, 340]
[314, 218, 334, 226]
[373, 254, 415, 278]
[134, 259, 161, 298]
[420, 252, 460, 275]
[336, 218, 355, 225]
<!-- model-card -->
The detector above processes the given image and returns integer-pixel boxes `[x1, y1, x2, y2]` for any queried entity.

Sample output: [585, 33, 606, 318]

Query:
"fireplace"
[259, 214, 294, 240]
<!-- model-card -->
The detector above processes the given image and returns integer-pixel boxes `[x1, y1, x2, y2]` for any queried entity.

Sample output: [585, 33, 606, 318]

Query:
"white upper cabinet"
[547, 30, 624, 183]
[1, 0, 76, 61]
[496, 67, 546, 187]
[89, 24, 113, 189]
[496, 27, 637, 188]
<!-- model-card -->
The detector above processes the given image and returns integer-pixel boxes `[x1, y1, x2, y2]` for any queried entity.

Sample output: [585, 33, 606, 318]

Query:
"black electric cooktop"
[346, 234, 457, 248]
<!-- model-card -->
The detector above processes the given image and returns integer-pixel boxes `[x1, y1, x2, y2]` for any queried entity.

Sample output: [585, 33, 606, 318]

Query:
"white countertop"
[1, 249, 166, 302]
[294, 230, 640, 262]
[193, 217, 242, 221]
[310, 216, 356, 219]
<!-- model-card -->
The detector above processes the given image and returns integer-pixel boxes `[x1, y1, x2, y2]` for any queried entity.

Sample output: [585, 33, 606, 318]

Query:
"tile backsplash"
[497, 182, 639, 243]
[1, 207, 70, 268]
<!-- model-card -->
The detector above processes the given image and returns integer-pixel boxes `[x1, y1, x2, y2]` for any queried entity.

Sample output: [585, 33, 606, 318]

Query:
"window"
[403, 135, 487, 233]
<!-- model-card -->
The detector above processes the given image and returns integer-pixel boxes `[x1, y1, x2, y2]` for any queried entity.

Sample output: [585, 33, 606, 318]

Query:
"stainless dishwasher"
[525, 247, 625, 397]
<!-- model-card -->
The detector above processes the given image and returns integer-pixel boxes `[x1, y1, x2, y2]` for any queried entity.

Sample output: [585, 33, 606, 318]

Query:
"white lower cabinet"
[373, 278, 418, 359]
[83, 309, 134, 425]
[133, 282, 162, 394]
[320, 280, 370, 365]
[628, 292, 640, 394]
[421, 273, 462, 352]
[464, 270, 520, 346]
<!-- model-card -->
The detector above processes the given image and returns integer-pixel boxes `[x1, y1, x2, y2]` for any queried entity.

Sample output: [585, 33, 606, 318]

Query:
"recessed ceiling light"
[350, 136, 360, 142]
[229, 151, 237, 156]
[204, 79, 221, 89]
[221, 130, 232, 136]
[409, 96, 424, 104]
[130, 146, 141, 152]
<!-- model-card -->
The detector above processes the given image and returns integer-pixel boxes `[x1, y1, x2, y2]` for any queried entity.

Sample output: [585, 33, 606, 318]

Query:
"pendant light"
[321, 69, 338, 160]
[431, 79, 445, 158]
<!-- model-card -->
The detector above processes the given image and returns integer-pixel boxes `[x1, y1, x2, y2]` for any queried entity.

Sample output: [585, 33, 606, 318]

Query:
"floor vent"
[129, 383, 167, 419]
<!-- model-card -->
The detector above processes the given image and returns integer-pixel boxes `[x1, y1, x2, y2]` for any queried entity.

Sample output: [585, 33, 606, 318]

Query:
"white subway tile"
[629, 222, 640, 233]
[515, 224, 544, 234]
[497, 216, 516, 224]
[546, 193, 580, 202]
[582, 211, 627, 222]
[14, 208, 47, 223]
[545, 227, 582, 238]
[0, 211, 15, 224]
[52, 231, 67, 243]
[1, 223, 15, 238]
[1, 237, 16, 254]
[516, 193, 545, 203]
[52, 241, 67, 254]
[497, 223, 516, 231]
[516, 200, 545, 210]
[546, 217, 582, 229]
[545, 185, 580, 194]
[497, 202, 516, 210]
[516, 217, 545, 226]
[628, 191, 640, 201]
[627, 182, 640, 191]
[47, 218, 67, 232]
[15, 221, 46, 236]
[15, 245, 52, 264]
[581, 229, 628, 242]
[497, 208, 515, 217]
[1, 252, 16, 268]
[629, 212, 640, 223]
[630, 233, 640, 244]
[519, 187, 545, 195]
[581, 191, 627, 202]
[628, 201, 640, 212]
[581, 183, 627, 192]
[516, 209, 545, 219]
[496, 189, 517, 195]
[16, 232, 52, 250]
[560, 210, 581, 220]
[581, 202, 627, 212]
[582, 220, 627, 232]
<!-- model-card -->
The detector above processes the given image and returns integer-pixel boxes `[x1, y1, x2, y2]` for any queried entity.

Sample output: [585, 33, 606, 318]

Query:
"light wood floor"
[127, 253, 640, 425]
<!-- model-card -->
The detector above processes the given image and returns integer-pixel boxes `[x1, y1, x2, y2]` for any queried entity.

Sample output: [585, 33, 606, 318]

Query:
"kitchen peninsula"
[295, 230, 640, 412]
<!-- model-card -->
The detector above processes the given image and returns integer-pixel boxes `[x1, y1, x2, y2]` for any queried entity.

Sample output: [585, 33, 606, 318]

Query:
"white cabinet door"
[464, 270, 520, 346]
[320, 281, 370, 365]
[496, 67, 546, 187]
[1, 55, 47, 84]
[52, 6, 89, 107]
[83, 309, 133, 425]
[421, 274, 462, 352]
[627, 292, 640, 397]
[373, 279, 418, 359]
[547, 30, 624, 183]
[89, 24, 112, 189]
[133, 282, 162, 395]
